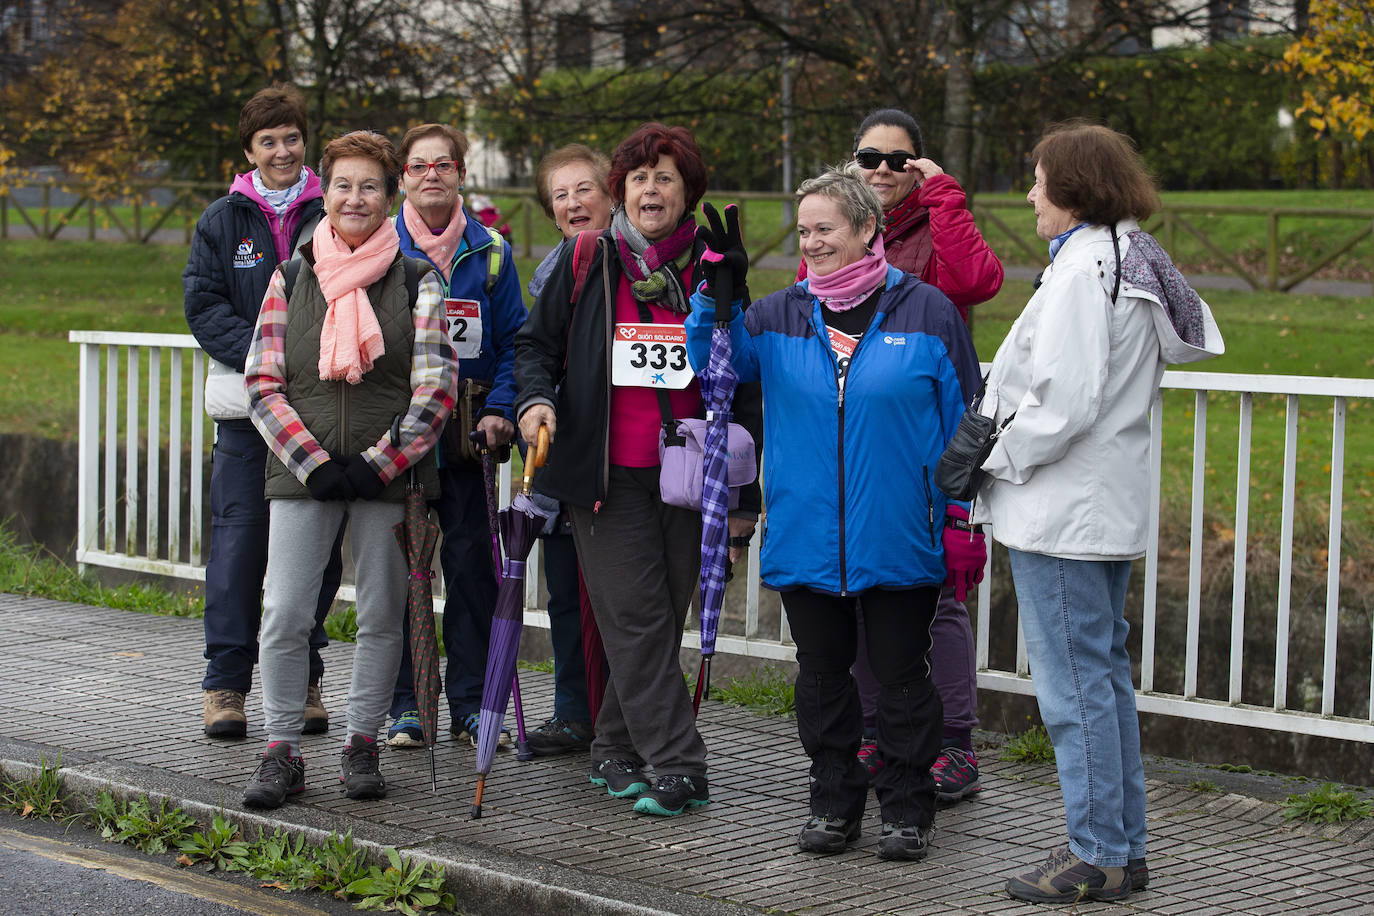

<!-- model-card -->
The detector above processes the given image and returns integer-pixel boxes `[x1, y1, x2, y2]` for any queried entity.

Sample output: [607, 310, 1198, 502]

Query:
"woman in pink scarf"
[241, 130, 457, 811]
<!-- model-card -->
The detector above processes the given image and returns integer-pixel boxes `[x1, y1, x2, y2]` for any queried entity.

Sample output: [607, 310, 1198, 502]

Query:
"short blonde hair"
[535, 144, 611, 219]
[320, 131, 401, 199]
[796, 161, 884, 240]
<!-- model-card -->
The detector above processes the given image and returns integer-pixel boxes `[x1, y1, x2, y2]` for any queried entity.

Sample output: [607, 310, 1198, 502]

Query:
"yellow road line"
[0, 826, 334, 916]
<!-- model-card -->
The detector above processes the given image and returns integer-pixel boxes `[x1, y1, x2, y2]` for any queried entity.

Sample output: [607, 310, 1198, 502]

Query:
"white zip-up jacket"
[971, 220, 1224, 560]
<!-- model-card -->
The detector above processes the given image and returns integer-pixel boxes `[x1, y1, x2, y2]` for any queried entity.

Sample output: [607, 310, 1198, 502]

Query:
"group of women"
[190, 83, 1224, 904]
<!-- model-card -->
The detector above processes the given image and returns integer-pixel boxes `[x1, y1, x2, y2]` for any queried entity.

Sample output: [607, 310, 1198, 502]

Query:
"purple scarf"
[611, 207, 697, 313]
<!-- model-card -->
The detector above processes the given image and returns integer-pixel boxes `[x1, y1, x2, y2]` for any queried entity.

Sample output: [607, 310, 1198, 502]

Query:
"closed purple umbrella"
[693, 203, 744, 714]
[471, 426, 553, 818]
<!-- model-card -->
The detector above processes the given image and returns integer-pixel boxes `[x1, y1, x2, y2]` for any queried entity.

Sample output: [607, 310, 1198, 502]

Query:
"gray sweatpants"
[570, 464, 707, 778]
[259, 498, 408, 746]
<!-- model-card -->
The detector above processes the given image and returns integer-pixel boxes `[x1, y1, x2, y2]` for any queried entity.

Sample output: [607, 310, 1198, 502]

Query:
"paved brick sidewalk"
[1, 593, 1371, 915]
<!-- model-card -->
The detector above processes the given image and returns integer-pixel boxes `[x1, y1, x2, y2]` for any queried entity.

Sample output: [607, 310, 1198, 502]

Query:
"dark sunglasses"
[854, 148, 914, 172]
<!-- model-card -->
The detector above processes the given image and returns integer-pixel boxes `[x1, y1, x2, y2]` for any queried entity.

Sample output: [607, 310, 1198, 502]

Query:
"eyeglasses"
[404, 159, 459, 178]
[854, 148, 914, 172]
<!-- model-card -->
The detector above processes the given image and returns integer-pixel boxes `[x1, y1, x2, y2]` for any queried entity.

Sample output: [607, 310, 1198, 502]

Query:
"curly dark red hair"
[606, 123, 707, 212]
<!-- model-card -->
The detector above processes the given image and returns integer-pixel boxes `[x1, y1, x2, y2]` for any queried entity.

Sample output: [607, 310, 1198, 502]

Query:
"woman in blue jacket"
[382, 123, 528, 747]
[686, 163, 983, 860]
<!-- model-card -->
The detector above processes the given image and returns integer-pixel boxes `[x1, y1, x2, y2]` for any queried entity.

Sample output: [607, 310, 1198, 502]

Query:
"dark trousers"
[391, 464, 496, 721]
[571, 465, 706, 777]
[543, 532, 590, 724]
[202, 421, 340, 692]
[782, 586, 941, 827]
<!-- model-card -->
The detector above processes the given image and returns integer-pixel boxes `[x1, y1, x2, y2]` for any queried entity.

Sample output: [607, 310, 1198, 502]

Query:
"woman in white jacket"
[976, 122, 1224, 905]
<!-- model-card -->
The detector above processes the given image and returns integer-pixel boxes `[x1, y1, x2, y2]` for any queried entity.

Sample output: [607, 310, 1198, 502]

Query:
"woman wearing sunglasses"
[840, 108, 1003, 808]
[381, 123, 528, 750]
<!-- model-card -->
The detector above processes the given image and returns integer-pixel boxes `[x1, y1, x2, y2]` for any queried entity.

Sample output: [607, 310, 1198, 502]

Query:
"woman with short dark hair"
[241, 130, 457, 811]
[514, 123, 761, 818]
[980, 122, 1223, 902]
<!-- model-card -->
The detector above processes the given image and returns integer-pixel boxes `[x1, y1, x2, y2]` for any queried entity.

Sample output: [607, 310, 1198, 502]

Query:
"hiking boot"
[303, 679, 329, 735]
[589, 758, 650, 798]
[1129, 857, 1149, 890]
[242, 742, 304, 809]
[203, 689, 247, 739]
[386, 710, 425, 748]
[877, 822, 935, 861]
[932, 747, 982, 804]
[1005, 845, 1130, 903]
[798, 814, 862, 854]
[339, 734, 387, 800]
[452, 712, 510, 748]
[857, 740, 884, 783]
[633, 774, 710, 817]
[525, 717, 593, 757]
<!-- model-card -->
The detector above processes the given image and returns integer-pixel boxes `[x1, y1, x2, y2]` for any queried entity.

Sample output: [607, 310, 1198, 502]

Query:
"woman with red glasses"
[832, 108, 1003, 807]
[381, 123, 528, 751]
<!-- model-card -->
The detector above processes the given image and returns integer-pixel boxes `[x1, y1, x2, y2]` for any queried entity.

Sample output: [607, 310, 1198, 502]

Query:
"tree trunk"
[943, 8, 973, 182]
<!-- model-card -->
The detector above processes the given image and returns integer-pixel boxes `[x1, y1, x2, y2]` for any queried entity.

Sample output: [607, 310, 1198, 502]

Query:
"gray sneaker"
[589, 758, 649, 798]
[339, 734, 387, 800]
[1006, 845, 1130, 903]
[877, 822, 934, 861]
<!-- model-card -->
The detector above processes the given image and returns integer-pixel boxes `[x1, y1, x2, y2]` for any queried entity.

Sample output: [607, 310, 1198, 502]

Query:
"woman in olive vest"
[240, 130, 458, 810]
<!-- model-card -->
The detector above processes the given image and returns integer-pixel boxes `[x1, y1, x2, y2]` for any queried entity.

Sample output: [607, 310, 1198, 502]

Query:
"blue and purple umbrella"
[471, 426, 552, 818]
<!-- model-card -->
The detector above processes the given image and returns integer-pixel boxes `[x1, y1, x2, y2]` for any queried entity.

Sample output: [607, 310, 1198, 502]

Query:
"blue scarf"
[252, 169, 309, 218]
[1048, 223, 1087, 261]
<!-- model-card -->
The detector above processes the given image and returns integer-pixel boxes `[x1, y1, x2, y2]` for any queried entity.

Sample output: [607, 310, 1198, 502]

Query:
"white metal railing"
[69, 331, 1374, 741]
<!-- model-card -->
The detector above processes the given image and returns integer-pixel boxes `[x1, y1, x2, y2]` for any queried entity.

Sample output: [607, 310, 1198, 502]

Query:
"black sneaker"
[877, 822, 935, 861]
[525, 717, 593, 757]
[632, 774, 710, 817]
[242, 742, 304, 809]
[339, 734, 387, 800]
[589, 758, 649, 798]
[798, 814, 862, 853]
[1129, 857, 1149, 890]
[1005, 845, 1130, 903]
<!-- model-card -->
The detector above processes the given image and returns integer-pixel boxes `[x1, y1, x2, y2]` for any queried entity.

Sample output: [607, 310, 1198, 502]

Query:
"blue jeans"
[391, 464, 494, 722]
[202, 421, 341, 692]
[1008, 550, 1147, 867]
[542, 532, 590, 724]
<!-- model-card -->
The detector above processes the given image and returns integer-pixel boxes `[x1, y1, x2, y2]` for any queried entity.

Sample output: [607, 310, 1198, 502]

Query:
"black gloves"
[697, 202, 748, 304]
[341, 454, 387, 501]
[305, 460, 355, 501]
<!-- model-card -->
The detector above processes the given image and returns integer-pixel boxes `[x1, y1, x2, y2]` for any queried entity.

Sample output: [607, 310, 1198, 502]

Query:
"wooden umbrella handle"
[521, 425, 550, 495]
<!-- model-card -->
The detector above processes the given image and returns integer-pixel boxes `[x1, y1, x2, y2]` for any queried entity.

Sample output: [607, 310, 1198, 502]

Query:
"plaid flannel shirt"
[246, 265, 457, 487]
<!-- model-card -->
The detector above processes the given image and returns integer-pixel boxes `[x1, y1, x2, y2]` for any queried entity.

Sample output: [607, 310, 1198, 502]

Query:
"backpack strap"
[482, 224, 504, 294]
[569, 229, 599, 304]
[282, 255, 304, 301]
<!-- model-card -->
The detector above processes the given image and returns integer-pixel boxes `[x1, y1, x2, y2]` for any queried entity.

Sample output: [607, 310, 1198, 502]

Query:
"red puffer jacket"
[797, 173, 1004, 319]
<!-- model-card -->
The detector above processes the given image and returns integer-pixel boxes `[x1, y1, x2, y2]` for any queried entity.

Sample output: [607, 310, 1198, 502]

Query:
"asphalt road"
[0, 814, 360, 916]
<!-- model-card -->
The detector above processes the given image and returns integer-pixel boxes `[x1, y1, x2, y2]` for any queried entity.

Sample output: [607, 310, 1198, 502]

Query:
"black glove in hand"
[697, 202, 748, 301]
[305, 460, 355, 502]
[342, 454, 387, 500]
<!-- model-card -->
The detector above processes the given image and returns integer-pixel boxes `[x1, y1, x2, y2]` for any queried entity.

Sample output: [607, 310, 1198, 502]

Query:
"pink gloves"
[942, 504, 986, 602]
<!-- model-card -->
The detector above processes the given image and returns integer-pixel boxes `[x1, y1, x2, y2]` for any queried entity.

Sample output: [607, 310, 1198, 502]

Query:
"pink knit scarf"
[401, 197, 467, 282]
[807, 234, 889, 312]
[312, 217, 398, 385]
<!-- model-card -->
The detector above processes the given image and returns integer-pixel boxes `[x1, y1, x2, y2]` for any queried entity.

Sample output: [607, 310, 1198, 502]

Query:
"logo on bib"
[233, 238, 264, 269]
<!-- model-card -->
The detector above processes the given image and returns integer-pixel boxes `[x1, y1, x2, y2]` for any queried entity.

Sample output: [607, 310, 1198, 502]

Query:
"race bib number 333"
[611, 323, 693, 389]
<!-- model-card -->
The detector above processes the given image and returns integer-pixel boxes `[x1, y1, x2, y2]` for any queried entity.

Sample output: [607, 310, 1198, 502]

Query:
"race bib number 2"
[611, 323, 693, 389]
[444, 298, 483, 359]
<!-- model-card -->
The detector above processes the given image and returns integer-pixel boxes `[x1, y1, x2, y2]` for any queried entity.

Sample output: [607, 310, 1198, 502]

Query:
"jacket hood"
[1117, 224, 1225, 365]
[229, 169, 323, 220]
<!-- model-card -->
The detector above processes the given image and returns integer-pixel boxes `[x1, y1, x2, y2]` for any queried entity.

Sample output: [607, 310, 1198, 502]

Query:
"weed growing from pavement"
[90, 792, 196, 854]
[0, 754, 76, 821]
[1188, 779, 1222, 793]
[346, 846, 456, 915]
[517, 657, 555, 673]
[324, 605, 360, 643]
[1282, 782, 1374, 824]
[89, 790, 453, 912]
[711, 666, 796, 718]
[1001, 724, 1056, 764]
[175, 813, 252, 872]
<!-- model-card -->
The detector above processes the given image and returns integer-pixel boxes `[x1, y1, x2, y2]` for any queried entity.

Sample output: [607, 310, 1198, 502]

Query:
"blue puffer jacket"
[686, 266, 979, 595]
[395, 203, 527, 421]
[183, 183, 322, 371]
